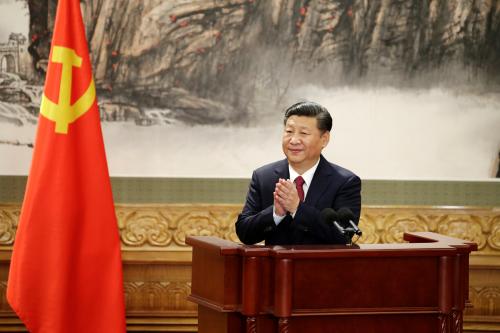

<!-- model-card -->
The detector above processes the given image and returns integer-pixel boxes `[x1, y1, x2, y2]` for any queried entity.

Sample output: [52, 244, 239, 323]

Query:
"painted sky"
[0, 0, 29, 42]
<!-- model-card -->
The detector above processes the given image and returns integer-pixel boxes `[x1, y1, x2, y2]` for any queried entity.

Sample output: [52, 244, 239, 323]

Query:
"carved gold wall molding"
[467, 286, 500, 316]
[1, 203, 499, 254]
[115, 205, 499, 256]
[357, 206, 500, 253]
[115, 204, 240, 250]
[0, 205, 20, 246]
[124, 281, 196, 312]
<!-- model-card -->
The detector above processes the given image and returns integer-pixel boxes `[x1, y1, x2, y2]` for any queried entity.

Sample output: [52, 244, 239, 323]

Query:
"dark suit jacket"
[235, 155, 361, 245]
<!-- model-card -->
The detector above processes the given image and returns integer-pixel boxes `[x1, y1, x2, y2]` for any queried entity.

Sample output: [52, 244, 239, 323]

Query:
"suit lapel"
[273, 159, 293, 226]
[273, 159, 290, 180]
[305, 156, 333, 207]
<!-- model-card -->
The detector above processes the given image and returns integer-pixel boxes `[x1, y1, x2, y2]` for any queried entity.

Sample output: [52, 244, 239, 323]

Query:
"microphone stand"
[333, 222, 356, 246]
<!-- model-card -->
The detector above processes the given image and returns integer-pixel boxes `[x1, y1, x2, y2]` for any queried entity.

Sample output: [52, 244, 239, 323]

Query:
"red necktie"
[295, 176, 305, 202]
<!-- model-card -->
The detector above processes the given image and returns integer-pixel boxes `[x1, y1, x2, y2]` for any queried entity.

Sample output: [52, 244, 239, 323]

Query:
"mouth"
[288, 148, 303, 154]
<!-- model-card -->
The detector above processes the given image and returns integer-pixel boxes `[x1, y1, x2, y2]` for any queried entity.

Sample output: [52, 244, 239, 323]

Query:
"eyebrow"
[286, 124, 312, 130]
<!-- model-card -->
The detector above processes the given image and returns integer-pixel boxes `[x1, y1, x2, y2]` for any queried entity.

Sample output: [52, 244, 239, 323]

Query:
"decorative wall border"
[2, 204, 498, 253]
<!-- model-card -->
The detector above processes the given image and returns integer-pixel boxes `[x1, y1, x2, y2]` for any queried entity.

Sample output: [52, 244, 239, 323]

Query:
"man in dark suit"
[236, 101, 361, 245]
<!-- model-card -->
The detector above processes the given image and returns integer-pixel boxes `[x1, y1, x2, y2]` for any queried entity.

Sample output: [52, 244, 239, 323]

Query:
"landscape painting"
[1, 0, 499, 179]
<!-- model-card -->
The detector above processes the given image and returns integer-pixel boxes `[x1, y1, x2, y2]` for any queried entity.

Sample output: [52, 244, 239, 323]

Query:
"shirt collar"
[288, 158, 320, 187]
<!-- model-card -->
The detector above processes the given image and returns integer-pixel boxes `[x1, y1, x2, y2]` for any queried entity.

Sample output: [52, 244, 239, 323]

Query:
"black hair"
[283, 101, 332, 132]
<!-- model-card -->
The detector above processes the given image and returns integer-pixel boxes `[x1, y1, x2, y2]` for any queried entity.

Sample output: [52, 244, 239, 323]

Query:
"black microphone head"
[337, 207, 355, 227]
[320, 208, 337, 224]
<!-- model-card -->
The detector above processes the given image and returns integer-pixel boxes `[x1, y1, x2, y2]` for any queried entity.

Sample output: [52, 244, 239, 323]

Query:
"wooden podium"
[186, 232, 477, 333]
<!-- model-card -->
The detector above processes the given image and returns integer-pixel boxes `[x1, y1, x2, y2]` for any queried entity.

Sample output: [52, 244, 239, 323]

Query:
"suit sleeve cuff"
[273, 206, 286, 225]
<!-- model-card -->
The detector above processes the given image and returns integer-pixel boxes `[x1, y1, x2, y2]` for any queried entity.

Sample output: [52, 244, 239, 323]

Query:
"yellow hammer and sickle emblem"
[40, 46, 96, 134]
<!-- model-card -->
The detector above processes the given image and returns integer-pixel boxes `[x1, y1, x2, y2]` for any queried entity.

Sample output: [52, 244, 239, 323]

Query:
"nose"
[290, 135, 301, 145]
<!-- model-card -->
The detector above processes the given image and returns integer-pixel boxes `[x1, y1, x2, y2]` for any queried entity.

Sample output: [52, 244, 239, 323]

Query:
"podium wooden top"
[186, 232, 477, 258]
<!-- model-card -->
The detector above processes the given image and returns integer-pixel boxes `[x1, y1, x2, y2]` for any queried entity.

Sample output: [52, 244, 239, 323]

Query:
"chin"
[287, 152, 304, 159]
[287, 156, 303, 164]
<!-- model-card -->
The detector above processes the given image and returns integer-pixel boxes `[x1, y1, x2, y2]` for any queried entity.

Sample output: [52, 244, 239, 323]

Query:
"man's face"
[282, 115, 330, 173]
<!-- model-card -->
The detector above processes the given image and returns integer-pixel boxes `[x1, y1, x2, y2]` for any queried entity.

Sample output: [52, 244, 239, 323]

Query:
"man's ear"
[321, 131, 330, 148]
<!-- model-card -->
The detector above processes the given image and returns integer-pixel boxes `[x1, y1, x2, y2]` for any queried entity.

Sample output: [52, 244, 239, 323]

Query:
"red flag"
[7, 0, 126, 332]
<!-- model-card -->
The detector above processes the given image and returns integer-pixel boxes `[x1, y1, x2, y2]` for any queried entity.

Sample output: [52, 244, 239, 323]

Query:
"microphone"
[320, 208, 345, 236]
[337, 208, 362, 236]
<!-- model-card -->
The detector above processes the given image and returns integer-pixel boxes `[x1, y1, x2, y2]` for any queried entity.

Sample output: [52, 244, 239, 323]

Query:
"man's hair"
[283, 101, 332, 133]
